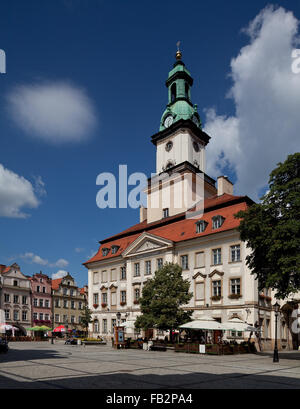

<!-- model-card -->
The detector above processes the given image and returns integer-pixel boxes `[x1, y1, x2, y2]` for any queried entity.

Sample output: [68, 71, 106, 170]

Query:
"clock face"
[164, 115, 174, 128]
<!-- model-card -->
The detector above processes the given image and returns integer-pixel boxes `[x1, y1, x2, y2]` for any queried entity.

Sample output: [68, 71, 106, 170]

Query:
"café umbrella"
[53, 325, 66, 332]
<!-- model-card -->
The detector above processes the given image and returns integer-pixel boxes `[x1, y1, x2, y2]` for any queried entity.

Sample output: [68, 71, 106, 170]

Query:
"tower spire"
[176, 41, 182, 60]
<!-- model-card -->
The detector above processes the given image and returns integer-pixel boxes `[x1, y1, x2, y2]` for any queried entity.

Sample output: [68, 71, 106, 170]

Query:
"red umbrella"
[53, 325, 66, 332]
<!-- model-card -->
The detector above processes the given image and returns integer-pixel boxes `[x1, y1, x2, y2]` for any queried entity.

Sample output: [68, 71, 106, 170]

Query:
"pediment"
[122, 232, 173, 258]
[193, 272, 207, 280]
[209, 269, 224, 278]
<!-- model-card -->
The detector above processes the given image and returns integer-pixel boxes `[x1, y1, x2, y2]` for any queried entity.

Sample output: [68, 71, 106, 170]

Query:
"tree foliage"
[80, 306, 93, 332]
[235, 153, 300, 299]
[135, 263, 193, 336]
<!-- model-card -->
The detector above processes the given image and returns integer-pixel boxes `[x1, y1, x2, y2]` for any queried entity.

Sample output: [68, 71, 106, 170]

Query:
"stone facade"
[30, 272, 52, 327]
[0, 263, 31, 335]
[52, 273, 87, 332]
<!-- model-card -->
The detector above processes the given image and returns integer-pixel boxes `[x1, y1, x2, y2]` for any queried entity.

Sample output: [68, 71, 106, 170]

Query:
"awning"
[179, 316, 226, 331]
[222, 318, 259, 332]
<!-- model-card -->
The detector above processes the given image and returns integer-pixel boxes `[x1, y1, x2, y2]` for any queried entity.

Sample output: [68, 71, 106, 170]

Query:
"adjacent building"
[84, 50, 298, 350]
[0, 263, 31, 335]
[30, 272, 52, 327]
[52, 273, 87, 332]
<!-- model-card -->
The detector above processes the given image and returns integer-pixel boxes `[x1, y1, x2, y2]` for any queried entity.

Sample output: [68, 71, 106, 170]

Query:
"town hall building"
[84, 49, 295, 350]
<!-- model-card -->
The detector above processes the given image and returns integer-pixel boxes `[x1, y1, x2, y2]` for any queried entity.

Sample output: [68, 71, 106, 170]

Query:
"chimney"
[139, 206, 147, 223]
[217, 176, 233, 196]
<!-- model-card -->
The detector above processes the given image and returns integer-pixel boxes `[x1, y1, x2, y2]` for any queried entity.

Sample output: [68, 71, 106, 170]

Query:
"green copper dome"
[159, 53, 201, 131]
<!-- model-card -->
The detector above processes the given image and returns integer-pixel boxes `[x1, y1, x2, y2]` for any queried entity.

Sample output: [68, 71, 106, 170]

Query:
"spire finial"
[176, 41, 182, 60]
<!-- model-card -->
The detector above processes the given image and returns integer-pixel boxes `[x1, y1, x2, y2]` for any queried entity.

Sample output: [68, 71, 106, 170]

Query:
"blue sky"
[1, 0, 299, 287]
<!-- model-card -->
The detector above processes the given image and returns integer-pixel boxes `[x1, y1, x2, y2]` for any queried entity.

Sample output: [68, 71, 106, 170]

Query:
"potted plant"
[133, 299, 139, 304]
[93, 303, 99, 309]
[101, 302, 107, 308]
[120, 301, 126, 306]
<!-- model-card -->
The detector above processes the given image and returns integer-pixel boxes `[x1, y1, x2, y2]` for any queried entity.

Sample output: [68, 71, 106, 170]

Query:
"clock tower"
[146, 48, 217, 224]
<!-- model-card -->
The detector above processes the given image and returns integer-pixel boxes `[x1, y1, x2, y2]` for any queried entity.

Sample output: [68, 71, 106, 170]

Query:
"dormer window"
[111, 245, 120, 255]
[102, 247, 109, 257]
[163, 208, 169, 218]
[212, 215, 225, 230]
[196, 220, 208, 234]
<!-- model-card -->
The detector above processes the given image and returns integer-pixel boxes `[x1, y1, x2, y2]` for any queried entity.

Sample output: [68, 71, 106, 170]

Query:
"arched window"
[171, 83, 177, 102]
[185, 83, 189, 99]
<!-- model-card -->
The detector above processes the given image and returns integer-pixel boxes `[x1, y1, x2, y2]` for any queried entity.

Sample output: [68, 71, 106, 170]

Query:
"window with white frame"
[102, 292, 107, 304]
[120, 266, 126, 280]
[134, 263, 140, 277]
[212, 215, 225, 230]
[103, 319, 107, 333]
[13, 310, 19, 320]
[71, 315, 75, 324]
[33, 312, 38, 321]
[13, 295, 19, 304]
[22, 310, 27, 321]
[196, 220, 208, 234]
[181, 255, 189, 270]
[145, 260, 151, 275]
[212, 248, 222, 265]
[39, 313, 43, 321]
[111, 319, 116, 331]
[5, 310, 10, 320]
[4, 294, 9, 302]
[134, 288, 140, 301]
[121, 290, 126, 304]
[230, 278, 241, 295]
[212, 280, 222, 297]
[163, 208, 169, 218]
[93, 293, 99, 305]
[39, 299, 43, 307]
[230, 245, 241, 262]
[22, 296, 27, 305]
[157, 258, 163, 270]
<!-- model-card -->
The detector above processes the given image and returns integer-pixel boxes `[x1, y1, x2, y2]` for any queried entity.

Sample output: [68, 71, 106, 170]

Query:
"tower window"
[171, 83, 177, 102]
[185, 83, 189, 99]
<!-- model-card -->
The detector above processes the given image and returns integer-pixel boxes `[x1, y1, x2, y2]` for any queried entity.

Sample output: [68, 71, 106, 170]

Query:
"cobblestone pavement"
[0, 341, 300, 389]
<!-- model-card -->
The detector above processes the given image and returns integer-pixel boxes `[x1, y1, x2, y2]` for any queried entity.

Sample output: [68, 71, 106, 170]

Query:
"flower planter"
[133, 300, 139, 305]
[120, 302, 126, 306]
[101, 303, 107, 308]
[93, 304, 99, 309]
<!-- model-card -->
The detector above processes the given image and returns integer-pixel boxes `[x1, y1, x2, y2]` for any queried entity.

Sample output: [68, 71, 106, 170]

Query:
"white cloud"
[204, 6, 300, 201]
[51, 258, 69, 268]
[21, 252, 48, 265]
[52, 270, 68, 280]
[75, 247, 84, 253]
[0, 164, 41, 218]
[7, 81, 97, 144]
[20, 253, 69, 269]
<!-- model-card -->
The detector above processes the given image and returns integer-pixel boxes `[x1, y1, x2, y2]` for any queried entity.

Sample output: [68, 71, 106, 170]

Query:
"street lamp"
[116, 312, 121, 326]
[273, 301, 280, 363]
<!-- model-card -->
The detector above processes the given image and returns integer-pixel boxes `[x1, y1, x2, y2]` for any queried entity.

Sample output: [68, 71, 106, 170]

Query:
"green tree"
[135, 262, 193, 342]
[235, 153, 300, 299]
[80, 306, 93, 336]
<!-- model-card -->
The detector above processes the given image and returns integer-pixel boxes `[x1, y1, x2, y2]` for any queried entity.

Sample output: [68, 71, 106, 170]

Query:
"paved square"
[0, 341, 300, 389]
